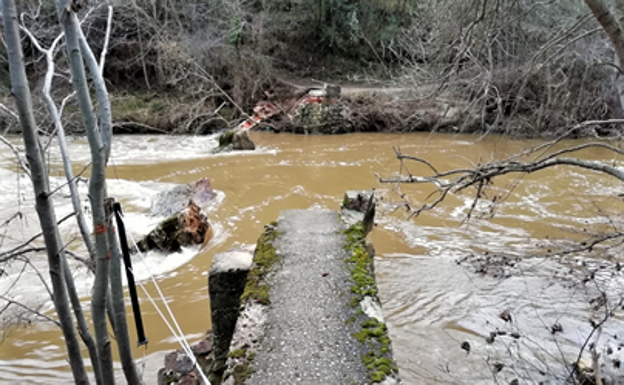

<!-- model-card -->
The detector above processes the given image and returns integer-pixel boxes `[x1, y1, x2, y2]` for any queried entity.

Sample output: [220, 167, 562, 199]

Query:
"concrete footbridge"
[207, 191, 401, 385]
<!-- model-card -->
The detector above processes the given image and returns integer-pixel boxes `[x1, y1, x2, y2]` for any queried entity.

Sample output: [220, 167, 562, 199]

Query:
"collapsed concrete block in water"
[210, 205, 399, 385]
[157, 248, 253, 385]
[150, 178, 215, 217]
[138, 200, 212, 253]
[342, 190, 375, 213]
[342, 190, 376, 236]
[208, 248, 255, 384]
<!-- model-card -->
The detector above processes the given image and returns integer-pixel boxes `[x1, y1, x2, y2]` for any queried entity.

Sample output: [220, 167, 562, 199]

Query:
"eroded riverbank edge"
[8, 78, 608, 138]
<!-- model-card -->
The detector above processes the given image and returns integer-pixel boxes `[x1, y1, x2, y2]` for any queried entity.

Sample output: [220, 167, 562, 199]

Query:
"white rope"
[128, 232, 199, 361]
[121, 219, 211, 385]
[129, 265, 209, 383]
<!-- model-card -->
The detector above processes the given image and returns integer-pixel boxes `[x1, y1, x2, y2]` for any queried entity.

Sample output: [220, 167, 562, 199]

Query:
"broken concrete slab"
[138, 200, 212, 253]
[208, 247, 254, 384]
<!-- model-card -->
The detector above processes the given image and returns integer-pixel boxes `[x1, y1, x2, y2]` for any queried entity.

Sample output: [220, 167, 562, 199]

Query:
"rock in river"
[158, 331, 214, 385]
[138, 200, 212, 253]
[151, 178, 215, 217]
[213, 128, 256, 153]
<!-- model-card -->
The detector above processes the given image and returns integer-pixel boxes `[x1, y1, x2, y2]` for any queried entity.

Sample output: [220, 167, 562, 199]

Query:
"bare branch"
[0, 102, 19, 135]
[0, 136, 30, 177]
[537, 142, 624, 162]
[46, 162, 91, 198]
[394, 146, 440, 174]
[0, 294, 60, 327]
[381, 136, 624, 221]
[0, 212, 23, 229]
[0, 211, 76, 261]
[98, 5, 113, 75]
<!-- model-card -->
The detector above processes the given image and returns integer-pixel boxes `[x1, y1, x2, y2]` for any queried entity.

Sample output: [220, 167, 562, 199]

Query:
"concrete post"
[208, 249, 253, 384]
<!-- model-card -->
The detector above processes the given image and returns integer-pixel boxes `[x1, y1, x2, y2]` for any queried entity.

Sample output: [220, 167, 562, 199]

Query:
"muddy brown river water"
[1, 132, 624, 384]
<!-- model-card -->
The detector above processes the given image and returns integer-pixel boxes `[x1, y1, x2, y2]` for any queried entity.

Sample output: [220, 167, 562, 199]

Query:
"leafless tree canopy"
[1, 0, 622, 136]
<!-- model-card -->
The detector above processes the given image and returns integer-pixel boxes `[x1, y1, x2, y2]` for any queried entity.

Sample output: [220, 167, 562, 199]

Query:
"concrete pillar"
[208, 249, 253, 384]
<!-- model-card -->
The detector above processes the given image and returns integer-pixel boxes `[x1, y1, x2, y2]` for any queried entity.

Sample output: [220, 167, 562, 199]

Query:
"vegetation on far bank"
[1, 0, 624, 137]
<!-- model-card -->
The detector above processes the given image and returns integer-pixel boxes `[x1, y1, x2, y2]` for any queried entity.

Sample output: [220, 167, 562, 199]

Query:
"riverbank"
[91, 80, 624, 138]
[1, 61, 619, 139]
[3, 75, 613, 139]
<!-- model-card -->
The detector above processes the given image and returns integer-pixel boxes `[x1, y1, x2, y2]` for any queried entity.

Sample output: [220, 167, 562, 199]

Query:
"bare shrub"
[395, 0, 621, 135]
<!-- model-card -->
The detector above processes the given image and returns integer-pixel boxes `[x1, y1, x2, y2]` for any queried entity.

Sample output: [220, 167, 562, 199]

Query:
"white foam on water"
[131, 246, 200, 282]
[0, 165, 225, 316]
[160, 332, 204, 345]
[42, 135, 218, 166]
[36, 134, 278, 168]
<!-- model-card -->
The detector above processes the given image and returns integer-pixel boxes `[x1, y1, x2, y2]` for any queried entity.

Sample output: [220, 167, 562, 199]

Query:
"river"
[1, 132, 624, 384]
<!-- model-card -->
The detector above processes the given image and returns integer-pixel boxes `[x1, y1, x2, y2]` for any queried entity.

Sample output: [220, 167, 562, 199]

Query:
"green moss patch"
[227, 346, 255, 384]
[232, 362, 253, 384]
[360, 350, 398, 384]
[343, 222, 377, 300]
[226, 224, 281, 384]
[342, 222, 398, 383]
[241, 225, 280, 305]
[228, 348, 247, 359]
[218, 130, 236, 147]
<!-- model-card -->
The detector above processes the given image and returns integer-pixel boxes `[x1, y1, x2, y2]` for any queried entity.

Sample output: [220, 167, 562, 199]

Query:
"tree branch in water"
[379, 140, 624, 220]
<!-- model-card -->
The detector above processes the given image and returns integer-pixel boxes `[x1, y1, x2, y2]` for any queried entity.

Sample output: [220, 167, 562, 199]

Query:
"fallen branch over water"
[379, 138, 624, 220]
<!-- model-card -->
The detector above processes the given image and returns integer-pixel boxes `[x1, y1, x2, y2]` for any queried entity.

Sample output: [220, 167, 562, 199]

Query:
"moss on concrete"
[226, 224, 280, 384]
[240, 226, 280, 305]
[228, 348, 248, 359]
[232, 362, 253, 384]
[225, 344, 257, 384]
[342, 221, 398, 384]
[360, 348, 396, 384]
[343, 222, 377, 300]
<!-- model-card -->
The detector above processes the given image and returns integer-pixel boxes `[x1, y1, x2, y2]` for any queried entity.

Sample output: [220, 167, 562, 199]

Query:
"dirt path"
[275, 76, 441, 98]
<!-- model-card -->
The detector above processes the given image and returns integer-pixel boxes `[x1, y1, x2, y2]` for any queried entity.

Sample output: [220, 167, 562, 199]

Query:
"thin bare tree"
[2, 0, 141, 383]
[2, 0, 89, 383]
[54, 0, 140, 383]
[585, 0, 624, 115]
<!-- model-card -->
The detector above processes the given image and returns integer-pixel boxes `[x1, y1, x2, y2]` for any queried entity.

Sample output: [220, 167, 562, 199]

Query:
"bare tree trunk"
[72, 2, 122, 354]
[36, 31, 98, 264]
[106, 203, 142, 384]
[75, 8, 140, 381]
[55, 1, 115, 383]
[76, 15, 113, 162]
[22, 25, 100, 375]
[63, 258, 102, 385]
[41, 31, 115, 385]
[1, 1, 89, 384]
[585, 0, 624, 117]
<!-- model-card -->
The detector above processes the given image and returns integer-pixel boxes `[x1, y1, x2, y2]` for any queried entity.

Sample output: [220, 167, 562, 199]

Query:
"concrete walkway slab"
[218, 208, 400, 385]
